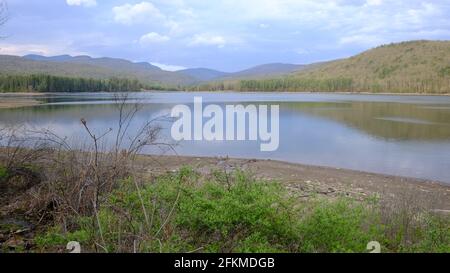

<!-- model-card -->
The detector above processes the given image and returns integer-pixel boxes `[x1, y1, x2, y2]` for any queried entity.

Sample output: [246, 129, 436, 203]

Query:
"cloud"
[365, 0, 383, 7]
[339, 34, 384, 46]
[295, 48, 311, 55]
[0, 42, 86, 56]
[151, 62, 186, 71]
[189, 34, 226, 48]
[113, 2, 165, 25]
[139, 32, 170, 44]
[66, 0, 97, 7]
[337, 2, 445, 46]
[178, 8, 196, 18]
[6, 0, 450, 71]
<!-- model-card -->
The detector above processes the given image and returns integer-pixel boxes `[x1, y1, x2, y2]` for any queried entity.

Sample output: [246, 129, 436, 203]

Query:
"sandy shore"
[0, 98, 41, 109]
[135, 155, 450, 212]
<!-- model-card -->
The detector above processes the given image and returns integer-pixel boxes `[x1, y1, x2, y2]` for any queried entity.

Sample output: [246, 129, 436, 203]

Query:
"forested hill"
[2, 40, 449, 93]
[0, 74, 167, 93]
[196, 41, 450, 94]
[0, 55, 196, 86]
[291, 40, 450, 93]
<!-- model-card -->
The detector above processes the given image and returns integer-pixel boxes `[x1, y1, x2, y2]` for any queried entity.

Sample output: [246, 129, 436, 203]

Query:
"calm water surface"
[1, 92, 450, 183]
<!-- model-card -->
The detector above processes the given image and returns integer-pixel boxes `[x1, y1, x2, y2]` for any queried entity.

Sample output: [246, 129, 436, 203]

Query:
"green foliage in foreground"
[0, 74, 167, 93]
[36, 168, 450, 253]
[0, 165, 7, 180]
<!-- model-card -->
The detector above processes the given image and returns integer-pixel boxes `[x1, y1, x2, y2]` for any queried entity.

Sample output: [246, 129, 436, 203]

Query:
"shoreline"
[0, 98, 41, 109]
[136, 155, 450, 211]
[1, 90, 450, 96]
[1, 90, 449, 109]
[178, 90, 450, 96]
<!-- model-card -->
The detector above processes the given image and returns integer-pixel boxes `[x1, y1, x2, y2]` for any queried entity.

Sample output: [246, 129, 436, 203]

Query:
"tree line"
[0, 74, 168, 92]
[193, 77, 355, 92]
[192, 76, 450, 94]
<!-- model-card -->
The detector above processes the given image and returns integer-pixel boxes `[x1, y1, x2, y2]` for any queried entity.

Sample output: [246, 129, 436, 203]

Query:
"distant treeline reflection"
[285, 101, 450, 140]
[0, 74, 168, 92]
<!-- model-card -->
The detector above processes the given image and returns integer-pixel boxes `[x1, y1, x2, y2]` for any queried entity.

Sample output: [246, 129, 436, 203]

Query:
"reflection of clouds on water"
[375, 117, 437, 125]
[1, 92, 450, 183]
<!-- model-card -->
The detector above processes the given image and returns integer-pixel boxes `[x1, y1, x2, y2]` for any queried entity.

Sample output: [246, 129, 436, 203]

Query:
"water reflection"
[0, 92, 450, 182]
[284, 101, 450, 141]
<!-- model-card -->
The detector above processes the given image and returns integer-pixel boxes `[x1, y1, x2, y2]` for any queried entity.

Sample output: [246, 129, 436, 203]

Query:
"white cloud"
[139, 32, 170, 44]
[0, 42, 87, 56]
[178, 8, 196, 18]
[295, 48, 310, 55]
[66, 0, 97, 7]
[151, 62, 186, 71]
[365, 0, 383, 7]
[113, 2, 165, 25]
[189, 34, 226, 48]
[339, 34, 384, 46]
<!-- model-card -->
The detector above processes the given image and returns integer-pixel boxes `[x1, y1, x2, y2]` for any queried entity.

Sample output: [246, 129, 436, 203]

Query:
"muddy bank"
[135, 155, 450, 212]
[0, 97, 41, 109]
[1, 153, 449, 252]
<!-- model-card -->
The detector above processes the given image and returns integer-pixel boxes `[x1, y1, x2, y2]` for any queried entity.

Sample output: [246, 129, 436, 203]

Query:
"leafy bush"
[64, 168, 299, 253]
[297, 199, 384, 253]
[35, 167, 450, 253]
[176, 170, 299, 253]
[35, 227, 89, 250]
[0, 165, 7, 180]
[439, 66, 450, 77]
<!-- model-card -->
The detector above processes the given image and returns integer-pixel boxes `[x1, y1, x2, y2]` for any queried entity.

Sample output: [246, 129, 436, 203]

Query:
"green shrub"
[176, 170, 299, 253]
[34, 167, 450, 253]
[400, 215, 450, 253]
[439, 66, 450, 77]
[35, 226, 89, 249]
[298, 199, 384, 253]
[0, 165, 8, 180]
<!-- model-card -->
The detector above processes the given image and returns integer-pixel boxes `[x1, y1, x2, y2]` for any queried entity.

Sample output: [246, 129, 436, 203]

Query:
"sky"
[0, 0, 449, 72]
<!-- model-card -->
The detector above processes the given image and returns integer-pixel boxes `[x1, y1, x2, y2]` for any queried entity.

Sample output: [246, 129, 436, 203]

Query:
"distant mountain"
[24, 54, 162, 71]
[224, 63, 307, 79]
[6, 40, 448, 93]
[1, 54, 197, 86]
[177, 64, 307, 82]
[24, 54, 74, 62]
[177, 68, 230, 81]
[200, 40, 450, 94]
[3, 55, 310, 86]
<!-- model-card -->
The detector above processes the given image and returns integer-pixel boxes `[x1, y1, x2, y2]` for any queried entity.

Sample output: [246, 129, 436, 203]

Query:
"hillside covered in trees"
[0, 55, 196, 87]
[0, 74, 166, 93]
[195, 41, 450, 94]
[1, 41, 449, 93]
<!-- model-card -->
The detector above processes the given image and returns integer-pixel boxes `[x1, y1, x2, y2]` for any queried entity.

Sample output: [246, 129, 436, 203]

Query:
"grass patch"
[35, 227, 89, 250]
[35, 167, 450, 253]
[0, 165, 8, 180]
[298, 198, 384, 253]
[439, 66, 450, 77]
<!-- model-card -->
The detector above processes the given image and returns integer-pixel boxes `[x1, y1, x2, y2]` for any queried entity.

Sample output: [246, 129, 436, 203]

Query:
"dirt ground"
[135, 155, 450, 212]
[1, 153, 449, 252]
[0, 98, 40, 109]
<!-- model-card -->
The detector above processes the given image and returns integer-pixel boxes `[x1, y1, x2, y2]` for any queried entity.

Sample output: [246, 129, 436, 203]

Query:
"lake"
[1, 92, 450, 183]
